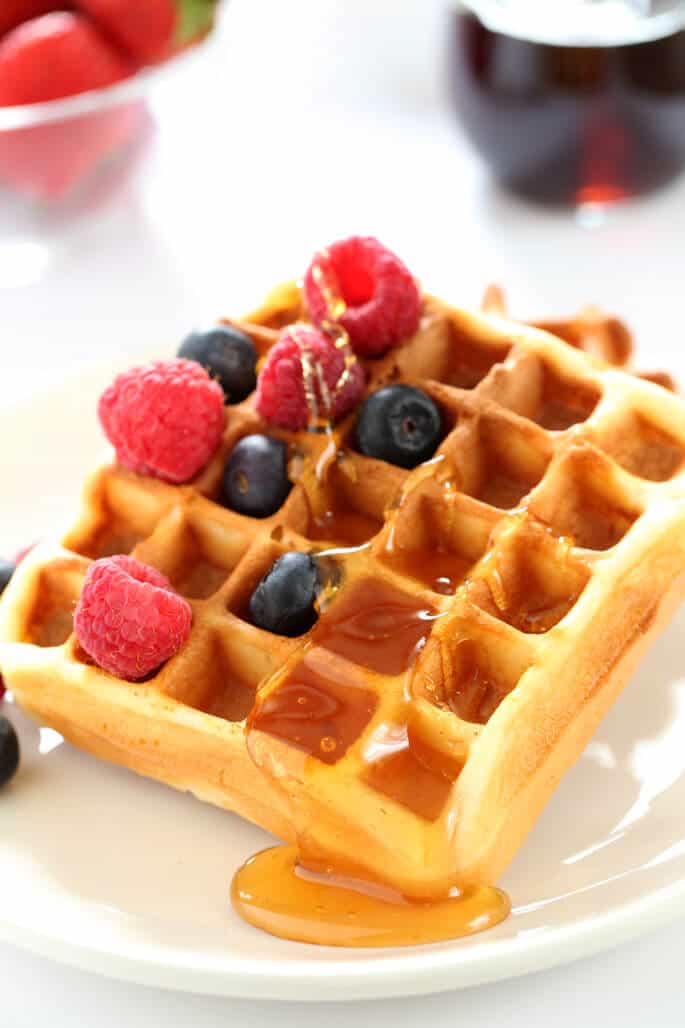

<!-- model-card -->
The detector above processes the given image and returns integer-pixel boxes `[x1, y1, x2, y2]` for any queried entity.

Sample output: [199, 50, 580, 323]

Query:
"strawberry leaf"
[176, 0, 217, 45]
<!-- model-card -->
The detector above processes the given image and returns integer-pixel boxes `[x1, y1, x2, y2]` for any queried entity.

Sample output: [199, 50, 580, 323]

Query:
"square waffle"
[2, 281, 685, 898]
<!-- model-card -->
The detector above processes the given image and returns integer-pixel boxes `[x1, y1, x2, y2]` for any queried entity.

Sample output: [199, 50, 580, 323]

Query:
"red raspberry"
[98, 358, 225, 484]
[255, 324, 366, 430]
[74, 555, 192, 681]
[303, 236, 422, 357]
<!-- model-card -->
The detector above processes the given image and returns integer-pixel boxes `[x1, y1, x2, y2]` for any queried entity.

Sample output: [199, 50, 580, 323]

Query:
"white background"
[2, 1, 685, 1023]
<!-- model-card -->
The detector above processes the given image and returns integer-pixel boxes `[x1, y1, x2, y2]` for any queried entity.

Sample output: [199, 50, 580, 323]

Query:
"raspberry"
[74, 556, 192, 681]
[98, 359, 225, 484]
[303, 236, 422, 357]
[255, 325, 366, 430]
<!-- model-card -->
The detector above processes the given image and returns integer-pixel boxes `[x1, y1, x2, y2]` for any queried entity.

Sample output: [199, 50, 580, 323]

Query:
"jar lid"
[459, 0, 685, 46]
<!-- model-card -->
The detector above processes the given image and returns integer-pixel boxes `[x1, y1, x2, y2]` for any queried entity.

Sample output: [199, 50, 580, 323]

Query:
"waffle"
[481, 282, 678, 391]
[2, 281, 685, 900]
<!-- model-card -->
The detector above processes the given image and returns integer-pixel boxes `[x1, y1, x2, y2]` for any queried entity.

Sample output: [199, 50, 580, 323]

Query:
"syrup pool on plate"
[231, 845, 510, 948]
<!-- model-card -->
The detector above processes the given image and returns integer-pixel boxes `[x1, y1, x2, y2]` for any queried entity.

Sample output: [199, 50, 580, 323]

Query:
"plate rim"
[1, 874, 683, 999]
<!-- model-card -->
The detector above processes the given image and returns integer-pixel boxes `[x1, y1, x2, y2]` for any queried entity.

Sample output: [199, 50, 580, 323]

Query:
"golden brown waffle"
[481, 282, 678, 391]
[2, 281, 685, 898]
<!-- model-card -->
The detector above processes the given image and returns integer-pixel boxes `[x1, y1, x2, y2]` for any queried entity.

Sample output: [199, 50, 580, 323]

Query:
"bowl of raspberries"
[0, 0, 220, 200]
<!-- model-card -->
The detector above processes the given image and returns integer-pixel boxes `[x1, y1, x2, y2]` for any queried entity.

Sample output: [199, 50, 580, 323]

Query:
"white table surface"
[2, 1, 685, 1024]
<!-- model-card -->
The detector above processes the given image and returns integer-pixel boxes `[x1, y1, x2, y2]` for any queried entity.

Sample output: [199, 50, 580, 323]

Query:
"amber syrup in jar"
[449, 4, 685, 204]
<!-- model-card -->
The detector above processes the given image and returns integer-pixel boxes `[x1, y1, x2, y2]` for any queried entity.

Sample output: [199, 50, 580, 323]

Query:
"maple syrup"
[381, 545, 471, 595]
[307, 506, 383, 547]
[284, 320, 380, 551]
[313, 577, 441, 676]
[483, 583, 579, 635]
[363, 740, 454, 821]
[445, 638, 506, 724]
[234, 284, 514, 947]
[248, 646, 378, 766]
[450, 10, 685, 204]
[231, 845, 510, 948]
[238, 568, 513, 944]
[474, 555, 588, 635]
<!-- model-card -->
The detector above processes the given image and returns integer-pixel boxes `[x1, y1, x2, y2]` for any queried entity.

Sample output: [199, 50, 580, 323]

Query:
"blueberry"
[0, 559, 16, 596]
[354, 385, 442, 469]
[178, 326, 257, 403]
[0, 715, 19, 787]
[249, 552, 320, 637]
[221, 435, 292, 518]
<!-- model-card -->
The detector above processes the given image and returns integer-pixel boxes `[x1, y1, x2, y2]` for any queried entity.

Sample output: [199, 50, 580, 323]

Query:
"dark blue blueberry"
[354, 385, 442, 469]
[0, 716, 19, 787]
[0, 560, 16, 597]
[178, 325, 257, 403]
[221, 435, 292, 518]
[249, 552, 320, 637]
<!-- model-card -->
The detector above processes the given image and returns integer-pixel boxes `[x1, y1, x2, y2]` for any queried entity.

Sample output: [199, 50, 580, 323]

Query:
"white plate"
[1, 361, 685, 1001]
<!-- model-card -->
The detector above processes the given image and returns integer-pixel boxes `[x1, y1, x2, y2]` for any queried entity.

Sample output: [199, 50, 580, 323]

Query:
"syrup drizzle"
[232, 281, 512, 947]
[235, 570, 510, 948]
[283, 324, 345, 530]
[382, 547, 471, 595]
[287, 325, 330, 432]
[288, 254, 358, 434]
[311, 577, 442, 676]
[311, 254, 359, 410]
[285, 262, 365, 541]
[324, 321, 359, 409]
[311, 250, 347, 322]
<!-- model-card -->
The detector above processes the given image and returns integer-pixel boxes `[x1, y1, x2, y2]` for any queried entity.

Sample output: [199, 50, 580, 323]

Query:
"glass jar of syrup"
[449, 1, 685, 204]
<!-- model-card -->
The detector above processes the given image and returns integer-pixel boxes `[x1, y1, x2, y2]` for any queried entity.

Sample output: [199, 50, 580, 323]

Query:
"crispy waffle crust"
[2, 283, 685, 897]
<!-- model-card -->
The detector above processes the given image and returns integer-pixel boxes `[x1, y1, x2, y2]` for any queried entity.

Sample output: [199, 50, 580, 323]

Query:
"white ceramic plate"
[1, 361, 685, 1001]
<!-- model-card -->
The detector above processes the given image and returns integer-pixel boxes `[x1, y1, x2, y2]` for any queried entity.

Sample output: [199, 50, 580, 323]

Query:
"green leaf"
[176, 0, 218, 45]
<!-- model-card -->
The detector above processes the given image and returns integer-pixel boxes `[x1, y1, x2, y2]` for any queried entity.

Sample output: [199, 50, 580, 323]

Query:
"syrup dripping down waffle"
[2, 282, 685, 896]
